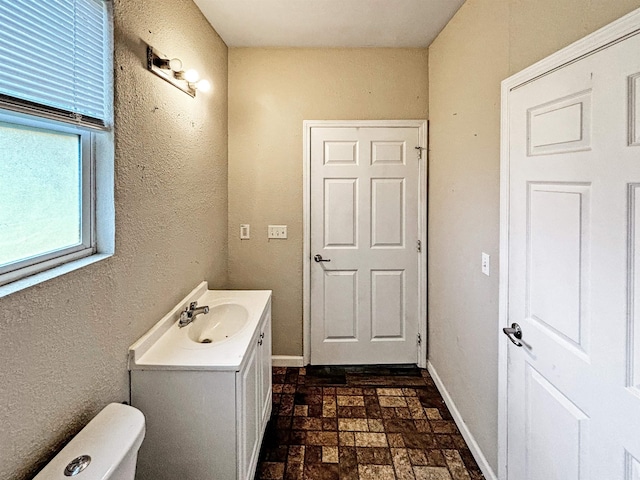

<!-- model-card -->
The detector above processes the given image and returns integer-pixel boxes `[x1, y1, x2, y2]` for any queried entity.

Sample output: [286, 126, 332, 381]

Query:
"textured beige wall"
[509, 0, 640, 74]
[428, 0, 508, 472]
[228, 48, 429, 356]
[428, 0, 640, 474]
[0, 1, 228, 478]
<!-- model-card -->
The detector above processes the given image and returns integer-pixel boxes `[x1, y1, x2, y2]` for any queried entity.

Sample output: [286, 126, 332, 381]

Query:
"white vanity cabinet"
[129, 288, 272, 480]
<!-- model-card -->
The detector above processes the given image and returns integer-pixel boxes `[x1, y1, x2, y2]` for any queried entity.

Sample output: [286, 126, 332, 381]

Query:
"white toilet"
[33, 403, 145, 480]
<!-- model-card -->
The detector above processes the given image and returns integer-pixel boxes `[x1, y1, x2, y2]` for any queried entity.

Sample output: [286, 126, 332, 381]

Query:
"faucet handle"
[189, 301, 198, 310]
[178, 309, 190, 327]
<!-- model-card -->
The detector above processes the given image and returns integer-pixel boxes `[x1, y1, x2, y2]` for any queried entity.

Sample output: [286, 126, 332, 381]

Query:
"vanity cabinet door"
[238, 339, 261, 480]
[259, 310, 272, 427]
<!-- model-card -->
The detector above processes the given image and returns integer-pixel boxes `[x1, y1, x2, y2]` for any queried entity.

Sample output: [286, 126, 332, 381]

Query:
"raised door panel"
[630, 74, 640, 146]
[324, 140, 358, 165]
[527, 184, 590, 355]
[260, 310, 272, 427]
[323, 270, 358, 341]
[371, 141, 405, 165]
[371, 178, 405, 248]
[627, 452, 640, 480]
[527, 91, 591, 155]
[324, 178, 358, 248]
[629, 185, 640, 393]
[625, 182, 640, 480]
[238, 342, 260, 480]
[371, 270, 405, 340]
[525, 365, 589, 480]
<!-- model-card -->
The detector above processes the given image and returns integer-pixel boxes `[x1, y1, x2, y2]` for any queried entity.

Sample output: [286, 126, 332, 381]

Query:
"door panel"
[371, 270, 405, 339]
[627, 452, 640, 480]
[324, 141, 358, 165]
[629, 184, 640, 393]
[260, 311, 272, 427]
[525, 365, 589, 480]
[528, 184, 590, 349]
[324, 178, 358, 247]
[238, 342, 260, 480]
[323, 270, 358, 340]
[310, 126, 421, 365]
[506, 31, 640, 479]
[629, 74, 640, 146]
[371, 141, 405, 165]
[371, 178, 405, 247]
[527, 91, 592, 155]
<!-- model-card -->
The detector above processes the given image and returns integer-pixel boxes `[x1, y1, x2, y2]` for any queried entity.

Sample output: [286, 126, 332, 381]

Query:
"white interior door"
[309, 125, 423, 365]
[505, 30, 640, 479]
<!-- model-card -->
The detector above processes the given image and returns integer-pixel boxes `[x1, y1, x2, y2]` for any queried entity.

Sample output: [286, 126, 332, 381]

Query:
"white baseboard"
[427, 361, 498, 480]
[272, 355, 305, 367]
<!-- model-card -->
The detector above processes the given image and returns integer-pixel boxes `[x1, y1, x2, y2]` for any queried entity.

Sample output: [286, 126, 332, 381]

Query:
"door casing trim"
[498, 8, 640, 480]
[303, 119, 428, 368]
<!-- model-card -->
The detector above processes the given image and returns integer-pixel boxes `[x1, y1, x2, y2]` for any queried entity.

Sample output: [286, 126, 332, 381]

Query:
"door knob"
[314, 254, 331, 262]
[503, 323, 523, 347]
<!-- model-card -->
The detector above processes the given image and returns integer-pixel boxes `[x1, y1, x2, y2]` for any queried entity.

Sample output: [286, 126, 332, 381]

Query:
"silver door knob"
[314, 254, 331, 262]
[502, 323, 523, 347]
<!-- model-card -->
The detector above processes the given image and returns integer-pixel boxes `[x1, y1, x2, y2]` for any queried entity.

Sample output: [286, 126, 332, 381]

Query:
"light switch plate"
[268, 225, 287, 239]
[240, 224, 250, 240]
[482, 252, 490, 276]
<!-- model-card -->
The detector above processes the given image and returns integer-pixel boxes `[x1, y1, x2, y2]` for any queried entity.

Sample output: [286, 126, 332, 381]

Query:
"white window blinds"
[0, 0, 110, 128]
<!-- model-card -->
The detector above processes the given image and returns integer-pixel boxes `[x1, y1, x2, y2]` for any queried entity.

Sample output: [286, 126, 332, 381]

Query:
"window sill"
[0, 252, 113, 299]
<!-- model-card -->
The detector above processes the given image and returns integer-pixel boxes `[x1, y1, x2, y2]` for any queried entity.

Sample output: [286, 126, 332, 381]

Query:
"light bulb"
[168, 58, 183, 72]
[184, 69, 199, 83]
[196, 79, 211, 92]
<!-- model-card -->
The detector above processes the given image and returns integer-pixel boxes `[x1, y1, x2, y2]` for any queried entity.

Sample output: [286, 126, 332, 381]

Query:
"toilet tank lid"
[33, 403, 145, 480]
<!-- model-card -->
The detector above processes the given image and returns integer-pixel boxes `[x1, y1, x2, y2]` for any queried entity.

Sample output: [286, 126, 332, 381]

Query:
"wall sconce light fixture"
[146, 45, 211, 97]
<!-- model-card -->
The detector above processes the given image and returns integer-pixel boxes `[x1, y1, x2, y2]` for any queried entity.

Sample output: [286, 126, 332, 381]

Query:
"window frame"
[0, 109, 96, 287]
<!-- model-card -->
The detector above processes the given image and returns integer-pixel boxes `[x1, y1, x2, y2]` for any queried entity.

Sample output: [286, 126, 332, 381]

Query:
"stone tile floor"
[257, 365, 484, 480]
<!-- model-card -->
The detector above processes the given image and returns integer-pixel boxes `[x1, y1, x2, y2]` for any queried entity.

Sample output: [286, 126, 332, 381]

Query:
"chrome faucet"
[178, 301, 210, 328]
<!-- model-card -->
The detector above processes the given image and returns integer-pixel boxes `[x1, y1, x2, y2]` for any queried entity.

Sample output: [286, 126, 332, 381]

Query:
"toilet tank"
[33, 403, 145, 480]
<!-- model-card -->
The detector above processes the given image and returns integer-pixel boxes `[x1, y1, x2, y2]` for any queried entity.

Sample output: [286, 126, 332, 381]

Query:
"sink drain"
[201, 338, 212, 343]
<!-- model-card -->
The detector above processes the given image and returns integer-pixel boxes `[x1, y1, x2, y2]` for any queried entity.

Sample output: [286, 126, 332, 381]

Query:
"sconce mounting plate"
[146, 45, 196, 98]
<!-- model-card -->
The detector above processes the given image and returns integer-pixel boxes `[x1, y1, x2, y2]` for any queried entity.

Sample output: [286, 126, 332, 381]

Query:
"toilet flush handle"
[64, 455, 91, 476]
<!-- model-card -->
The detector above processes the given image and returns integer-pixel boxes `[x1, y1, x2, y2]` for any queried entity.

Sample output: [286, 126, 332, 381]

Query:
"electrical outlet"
[240, 224, 250, 240]
[482, 252, 490, 276]
[268, 225, 287, 239]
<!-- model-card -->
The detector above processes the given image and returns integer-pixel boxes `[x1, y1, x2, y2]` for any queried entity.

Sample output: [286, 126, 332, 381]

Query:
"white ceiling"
[193, 0, 466, 48]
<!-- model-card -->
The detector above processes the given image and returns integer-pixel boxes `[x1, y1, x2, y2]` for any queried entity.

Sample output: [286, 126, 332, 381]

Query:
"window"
[0, 0, 112, 289]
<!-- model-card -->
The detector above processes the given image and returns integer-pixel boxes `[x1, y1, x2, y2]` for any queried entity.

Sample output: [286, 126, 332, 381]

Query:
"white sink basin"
[128, 283, 272, 370]
[187, 303, 249, 344]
